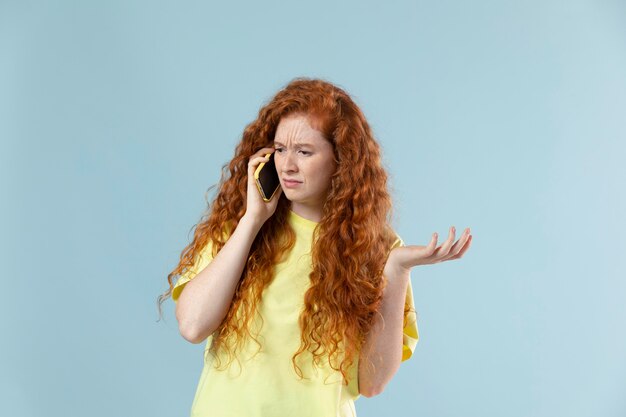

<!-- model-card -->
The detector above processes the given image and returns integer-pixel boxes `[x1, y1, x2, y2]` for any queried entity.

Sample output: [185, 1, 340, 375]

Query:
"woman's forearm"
[175, 214, 263, 344]
[358, 265, 410, 397]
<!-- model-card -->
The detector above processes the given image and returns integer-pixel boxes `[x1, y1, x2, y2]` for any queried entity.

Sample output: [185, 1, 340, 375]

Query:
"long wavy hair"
[157, 77, 414, 385]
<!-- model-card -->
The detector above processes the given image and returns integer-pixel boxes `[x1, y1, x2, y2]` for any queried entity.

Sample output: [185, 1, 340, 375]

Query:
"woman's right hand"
[245, 147, 283, 226]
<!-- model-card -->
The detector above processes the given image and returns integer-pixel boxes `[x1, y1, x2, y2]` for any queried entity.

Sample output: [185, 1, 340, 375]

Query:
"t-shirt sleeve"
[391, 234, 420, 362]
[401, 277, 419, 362]
[172, 222, 235, 303]
[171, 238, 216, 303]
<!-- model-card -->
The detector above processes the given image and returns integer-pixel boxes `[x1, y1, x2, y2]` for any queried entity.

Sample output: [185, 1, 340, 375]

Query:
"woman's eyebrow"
[273, 140, 315, 148]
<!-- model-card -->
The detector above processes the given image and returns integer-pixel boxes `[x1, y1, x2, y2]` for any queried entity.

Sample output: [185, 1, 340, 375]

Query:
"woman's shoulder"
[387, 225, 404, 250]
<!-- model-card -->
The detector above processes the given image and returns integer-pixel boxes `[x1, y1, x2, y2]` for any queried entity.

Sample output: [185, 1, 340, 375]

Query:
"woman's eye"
[274, 148, 310, 156]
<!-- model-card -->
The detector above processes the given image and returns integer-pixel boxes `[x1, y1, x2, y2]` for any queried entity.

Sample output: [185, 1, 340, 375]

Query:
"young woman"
[158, 77, 472, 417]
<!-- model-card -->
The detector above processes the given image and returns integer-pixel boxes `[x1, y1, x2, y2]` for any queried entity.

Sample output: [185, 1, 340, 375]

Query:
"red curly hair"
[157, 76, 414, 385]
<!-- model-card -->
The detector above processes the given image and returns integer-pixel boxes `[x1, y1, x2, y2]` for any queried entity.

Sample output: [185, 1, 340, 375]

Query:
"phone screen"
[254, 152, 281, 201]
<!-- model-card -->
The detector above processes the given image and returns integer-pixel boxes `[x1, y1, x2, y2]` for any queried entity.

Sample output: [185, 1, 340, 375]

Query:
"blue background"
[1, 1, 625, 416]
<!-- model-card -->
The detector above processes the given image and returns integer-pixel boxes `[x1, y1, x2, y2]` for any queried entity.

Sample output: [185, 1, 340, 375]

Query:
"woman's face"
[273, 113, 337, 220]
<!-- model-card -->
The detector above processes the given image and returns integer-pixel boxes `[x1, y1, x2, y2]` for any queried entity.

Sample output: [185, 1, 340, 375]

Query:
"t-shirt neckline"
[288, 209, 318, 229]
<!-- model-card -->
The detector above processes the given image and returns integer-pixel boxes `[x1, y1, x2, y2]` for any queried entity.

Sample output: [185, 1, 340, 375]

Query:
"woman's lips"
[283, 179, 302, 188]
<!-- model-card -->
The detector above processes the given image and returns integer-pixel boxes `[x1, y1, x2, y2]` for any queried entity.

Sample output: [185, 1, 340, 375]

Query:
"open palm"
[389, 226, 473, 274]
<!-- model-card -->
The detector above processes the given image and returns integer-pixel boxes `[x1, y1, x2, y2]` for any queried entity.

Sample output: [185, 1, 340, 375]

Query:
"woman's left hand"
[386, 226, 473, 276]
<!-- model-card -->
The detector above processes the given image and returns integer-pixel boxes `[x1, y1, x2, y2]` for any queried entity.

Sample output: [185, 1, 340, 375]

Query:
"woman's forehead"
[274, 116, 327, 145]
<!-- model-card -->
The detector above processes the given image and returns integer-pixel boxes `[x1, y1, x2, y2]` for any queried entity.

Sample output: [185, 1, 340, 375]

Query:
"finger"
[449, 234, 472, 260]
[425, 233, 438, 255]
[250, 151, 272, 161]
[447, 232, 472, 260]
[436, 226, 456, 258]
[248, 150, 273, 167]
[248, 154, 271, 168]
[446, 227, 471, 259]
[431, 232, 438, 247]
[256, 154, 271, 162]
[254, 147, 276, 157]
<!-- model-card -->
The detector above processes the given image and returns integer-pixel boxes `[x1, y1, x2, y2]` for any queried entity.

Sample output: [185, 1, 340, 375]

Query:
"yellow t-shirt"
[173, 209, 419, 417]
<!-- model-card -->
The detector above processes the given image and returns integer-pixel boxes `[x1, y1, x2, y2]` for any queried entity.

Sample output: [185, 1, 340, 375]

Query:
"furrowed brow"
[273, 140, 315, 148]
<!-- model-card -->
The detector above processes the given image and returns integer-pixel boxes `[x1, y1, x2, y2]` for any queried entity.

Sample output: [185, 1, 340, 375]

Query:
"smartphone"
[254, 152, 281, 202]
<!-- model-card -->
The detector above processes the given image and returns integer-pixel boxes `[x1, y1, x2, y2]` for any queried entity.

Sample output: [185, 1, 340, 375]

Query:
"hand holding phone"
[245, 148, 282, 225]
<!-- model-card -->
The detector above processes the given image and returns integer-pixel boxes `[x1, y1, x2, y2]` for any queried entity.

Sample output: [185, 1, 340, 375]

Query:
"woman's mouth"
[283, 179, 302, 188]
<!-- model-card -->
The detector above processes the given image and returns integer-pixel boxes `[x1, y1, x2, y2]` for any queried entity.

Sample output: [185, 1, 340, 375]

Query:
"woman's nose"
[282, 151, 298, 171]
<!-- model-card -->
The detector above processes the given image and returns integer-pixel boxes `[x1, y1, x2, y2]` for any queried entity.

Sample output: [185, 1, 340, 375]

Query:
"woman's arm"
[358, 264, 410, 397]
[358, 226, 473, 396]
[175, 214, 263, 344]
[176, 147, 281, 344]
